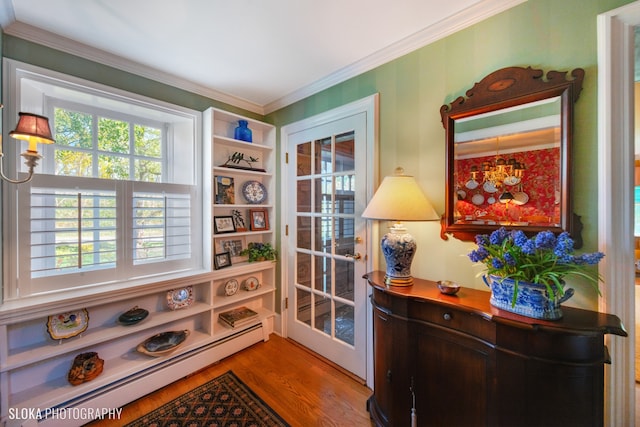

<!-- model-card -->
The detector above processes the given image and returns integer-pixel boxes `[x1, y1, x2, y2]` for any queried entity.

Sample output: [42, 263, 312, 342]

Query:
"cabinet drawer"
[409, 300, 496, 343]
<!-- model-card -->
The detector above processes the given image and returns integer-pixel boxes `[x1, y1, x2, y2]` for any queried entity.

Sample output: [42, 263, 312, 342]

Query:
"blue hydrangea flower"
[475, 234, 490, 246]
[511, 230, 528, 247]
[491, 258, 504, 269]
[467, 227, 604, 298]
[468, 247, 489, 263]
[534, 230, 556, 250]
[554, 232, 574, 262]
[504, 252, 517, 266]
[521, 239, 536, 255]
[576, 252, 605, 265]
[489, 228, 509, 245]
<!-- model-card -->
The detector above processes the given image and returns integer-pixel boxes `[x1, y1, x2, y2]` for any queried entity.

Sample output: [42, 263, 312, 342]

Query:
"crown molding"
[2, 21, 265, 115]
[263, 0, 526, 114]
[2, 0, 525, 116]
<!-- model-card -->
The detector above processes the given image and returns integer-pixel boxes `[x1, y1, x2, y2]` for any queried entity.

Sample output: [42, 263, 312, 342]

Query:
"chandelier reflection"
[472, 156, 525, 186]
[467, 137, 525, 202]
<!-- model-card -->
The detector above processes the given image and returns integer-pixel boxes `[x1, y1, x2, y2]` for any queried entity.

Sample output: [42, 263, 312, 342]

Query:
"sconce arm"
[0, 152, 38, 184]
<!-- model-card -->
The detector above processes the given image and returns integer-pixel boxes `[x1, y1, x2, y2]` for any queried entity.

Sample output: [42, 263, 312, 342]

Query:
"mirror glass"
[453, 97, 561, 227]
[440, 66, 584, 244]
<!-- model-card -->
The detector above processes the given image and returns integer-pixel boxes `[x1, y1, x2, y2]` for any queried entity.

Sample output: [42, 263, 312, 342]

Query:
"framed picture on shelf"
[249, 208, 269, 231]
[214, 216, 236, 234]
[214, 252, 232, 269]
[215, 176, 235, 204]
[232, 209, 248, 232]
[219, 239, 243, 257]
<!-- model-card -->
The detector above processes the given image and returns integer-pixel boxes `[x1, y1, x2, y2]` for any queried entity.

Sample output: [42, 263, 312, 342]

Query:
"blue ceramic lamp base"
[381, 223, 417, 286]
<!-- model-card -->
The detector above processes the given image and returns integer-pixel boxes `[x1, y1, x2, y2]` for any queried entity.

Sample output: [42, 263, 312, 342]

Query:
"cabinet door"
[494, 324, 606, 426]
[495, 352, 604, 427]
[413, 324, 495, 427]
[371, 305, 411, 426]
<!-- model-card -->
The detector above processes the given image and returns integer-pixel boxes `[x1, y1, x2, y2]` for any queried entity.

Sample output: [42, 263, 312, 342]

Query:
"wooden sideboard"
[364, 271, 627, 427]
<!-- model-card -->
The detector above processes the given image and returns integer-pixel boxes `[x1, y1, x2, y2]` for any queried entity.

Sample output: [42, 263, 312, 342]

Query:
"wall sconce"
[362, 167, 439, 286]
[1, 111, 55, 184]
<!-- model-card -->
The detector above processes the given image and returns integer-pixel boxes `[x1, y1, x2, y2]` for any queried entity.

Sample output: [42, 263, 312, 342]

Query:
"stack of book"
[218, 306, 259, 328]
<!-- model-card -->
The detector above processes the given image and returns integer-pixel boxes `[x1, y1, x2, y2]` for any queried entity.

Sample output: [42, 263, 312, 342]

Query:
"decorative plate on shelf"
[167, 286, 194, 310]
[137, 330, 190, 357]
[242, 180, 267, 204]
[224, 279, 240, 296]
[243, 276, 261, 291]
[47, 309, 89, 340]
[118, 306, 149, 326]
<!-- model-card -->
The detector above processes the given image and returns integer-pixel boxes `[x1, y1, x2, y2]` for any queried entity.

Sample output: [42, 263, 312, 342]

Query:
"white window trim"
[2, 59, 204, 303]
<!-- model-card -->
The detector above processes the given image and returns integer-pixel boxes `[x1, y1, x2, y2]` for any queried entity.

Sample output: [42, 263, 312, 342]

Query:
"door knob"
[345, 253, 362, 260]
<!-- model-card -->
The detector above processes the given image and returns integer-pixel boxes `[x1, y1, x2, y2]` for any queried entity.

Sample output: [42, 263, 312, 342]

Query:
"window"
[4, 59, 202, 299]
[51, 103, 164, 181]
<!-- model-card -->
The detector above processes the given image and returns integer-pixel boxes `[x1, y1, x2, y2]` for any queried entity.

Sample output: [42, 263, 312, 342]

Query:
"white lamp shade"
[362, 171, 439, 221]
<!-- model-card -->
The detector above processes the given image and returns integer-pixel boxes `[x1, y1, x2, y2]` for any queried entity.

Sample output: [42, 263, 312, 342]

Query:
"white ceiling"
[0, 0, 524, 114]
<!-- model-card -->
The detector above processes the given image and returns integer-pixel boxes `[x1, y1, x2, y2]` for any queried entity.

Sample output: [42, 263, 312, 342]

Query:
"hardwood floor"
[86, 334, 374, 426]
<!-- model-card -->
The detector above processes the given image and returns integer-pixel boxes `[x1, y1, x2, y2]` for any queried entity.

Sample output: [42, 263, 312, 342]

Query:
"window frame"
[2, 59, 204, 302]
[43, 98, 169, 182]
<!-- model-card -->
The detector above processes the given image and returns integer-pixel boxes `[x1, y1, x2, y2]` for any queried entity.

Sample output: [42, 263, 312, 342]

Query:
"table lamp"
[362, 167, 439, 286]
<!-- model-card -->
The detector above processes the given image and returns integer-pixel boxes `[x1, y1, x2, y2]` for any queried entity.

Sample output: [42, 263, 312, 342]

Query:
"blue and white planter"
[483, 274, 574, 320]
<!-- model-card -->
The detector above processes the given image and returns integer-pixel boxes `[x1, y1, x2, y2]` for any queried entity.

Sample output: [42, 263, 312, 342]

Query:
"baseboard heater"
[28, 323, 265, 427]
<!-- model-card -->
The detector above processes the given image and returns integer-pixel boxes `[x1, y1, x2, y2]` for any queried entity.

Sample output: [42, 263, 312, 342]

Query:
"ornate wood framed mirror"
[440, 66, 585, 245]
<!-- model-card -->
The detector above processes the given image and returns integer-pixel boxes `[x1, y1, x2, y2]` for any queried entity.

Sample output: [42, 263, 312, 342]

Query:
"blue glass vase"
[234, 120, 252, 142]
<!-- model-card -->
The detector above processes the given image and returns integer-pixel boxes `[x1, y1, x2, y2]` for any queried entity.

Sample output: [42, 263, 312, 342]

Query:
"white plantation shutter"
[30, 186, 117, 277]
[132, 189, 192, 264]
[17, 176, 197, 295]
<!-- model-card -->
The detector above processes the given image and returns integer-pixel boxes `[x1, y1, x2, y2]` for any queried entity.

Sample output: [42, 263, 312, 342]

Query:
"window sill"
[0, 268, 212, 322]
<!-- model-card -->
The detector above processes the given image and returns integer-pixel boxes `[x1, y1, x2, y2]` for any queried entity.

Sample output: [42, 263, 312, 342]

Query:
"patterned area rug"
[126, 370, 290, 427]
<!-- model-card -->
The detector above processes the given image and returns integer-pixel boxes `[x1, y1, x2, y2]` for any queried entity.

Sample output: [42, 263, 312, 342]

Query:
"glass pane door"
[286, 112, 368, 378]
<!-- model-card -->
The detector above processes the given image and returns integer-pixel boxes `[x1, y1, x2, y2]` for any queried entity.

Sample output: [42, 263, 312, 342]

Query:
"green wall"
[267, 0, 633, 310]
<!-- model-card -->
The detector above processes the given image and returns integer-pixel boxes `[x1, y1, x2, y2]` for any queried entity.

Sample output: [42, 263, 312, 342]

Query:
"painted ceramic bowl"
[118, 306, 149, 326]
[137, 330, 190, 357]
[437, 280, 461, 295]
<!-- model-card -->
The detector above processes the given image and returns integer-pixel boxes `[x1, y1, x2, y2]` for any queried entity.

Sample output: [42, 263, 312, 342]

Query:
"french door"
[282, 97, 376, 380]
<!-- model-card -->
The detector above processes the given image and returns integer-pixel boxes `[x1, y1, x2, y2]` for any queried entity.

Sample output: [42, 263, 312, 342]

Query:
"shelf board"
[211, 109, 274, 132]
[213, 166, 272, 178]
[213, 203, 273, 209]
[213, 285, 276, 309]
[213, 229, 272, 239]
[9, 329, 213, 410]
[210, 260, 276, 279]
[213, 135, 273, 151]
[3, 302, 212, 371]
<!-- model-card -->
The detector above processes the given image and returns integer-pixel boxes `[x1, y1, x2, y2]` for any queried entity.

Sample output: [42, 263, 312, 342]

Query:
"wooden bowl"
[437, 280, 461, 295]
